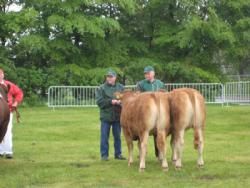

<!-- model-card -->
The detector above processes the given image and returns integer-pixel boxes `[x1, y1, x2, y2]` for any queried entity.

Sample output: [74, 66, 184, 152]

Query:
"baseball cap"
[144, 66, 154, 73]
[106, 69, 117, 77]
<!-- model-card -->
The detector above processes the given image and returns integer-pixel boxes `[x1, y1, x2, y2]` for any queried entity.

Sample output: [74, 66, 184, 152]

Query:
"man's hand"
[116, 100, 121, 105]
[111, 99, 121, 105]
[12, 101, 18, 108]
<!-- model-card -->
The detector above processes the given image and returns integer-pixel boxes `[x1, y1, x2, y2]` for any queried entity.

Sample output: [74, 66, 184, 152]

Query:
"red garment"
[4, 80, 23, 112]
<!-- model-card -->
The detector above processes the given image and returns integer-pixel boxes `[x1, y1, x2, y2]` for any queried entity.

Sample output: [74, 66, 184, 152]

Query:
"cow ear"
[124, 89, 131, 92]
[119, 93, 123, 99]
[114, 92, 120, 99]
[158, 89, 166, 93]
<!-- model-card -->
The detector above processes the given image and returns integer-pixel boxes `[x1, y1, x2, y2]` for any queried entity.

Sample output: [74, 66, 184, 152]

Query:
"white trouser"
[0, 113, 13, 155]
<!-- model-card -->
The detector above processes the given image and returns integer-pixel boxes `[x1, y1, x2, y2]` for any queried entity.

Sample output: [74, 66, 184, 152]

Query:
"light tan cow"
[167, 88, 206, 169]
[115, 91, 171, 172]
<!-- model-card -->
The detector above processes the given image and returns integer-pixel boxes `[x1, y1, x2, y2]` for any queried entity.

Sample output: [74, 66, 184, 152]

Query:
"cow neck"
[121, 93, 137, 104]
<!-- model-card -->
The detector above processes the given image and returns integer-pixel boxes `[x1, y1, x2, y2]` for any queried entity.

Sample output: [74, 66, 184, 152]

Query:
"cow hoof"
[197, 160, 204, 168]
[197, 160, 204, 167]
[197, 164, 204, 168]
[162, 167, 169, 172]
[175, 166, 182, 170]
[139, 168, 145, 173]
[158, 158, 163, 162]
[162, 161, 168, 169]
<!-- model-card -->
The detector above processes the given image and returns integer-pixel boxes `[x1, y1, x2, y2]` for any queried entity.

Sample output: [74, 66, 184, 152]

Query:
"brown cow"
[167, 88, 206, 168]
[0, 84, 10, 142]
[115, 91, 171, 172]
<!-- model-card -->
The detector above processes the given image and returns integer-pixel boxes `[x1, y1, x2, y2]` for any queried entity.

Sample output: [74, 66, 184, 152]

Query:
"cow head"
[114, 90, 140, 101]
[114, 91, 123, 100]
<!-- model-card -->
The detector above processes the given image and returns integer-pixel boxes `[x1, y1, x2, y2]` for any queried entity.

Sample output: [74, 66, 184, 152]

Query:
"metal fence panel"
[48, 83, 227, 107]
[224, 81, 250, 104]
[48, 86, 99, 107]
[165, 83, 224, 104]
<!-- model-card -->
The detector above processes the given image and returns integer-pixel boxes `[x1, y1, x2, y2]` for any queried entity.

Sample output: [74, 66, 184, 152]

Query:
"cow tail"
[155, 93, 161, 129]
[193, 93, 199, 150]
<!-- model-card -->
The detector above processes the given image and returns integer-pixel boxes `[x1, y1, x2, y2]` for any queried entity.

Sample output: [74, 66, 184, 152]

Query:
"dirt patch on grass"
[70, 162, 90, 168]
[198, 175, 218, 181]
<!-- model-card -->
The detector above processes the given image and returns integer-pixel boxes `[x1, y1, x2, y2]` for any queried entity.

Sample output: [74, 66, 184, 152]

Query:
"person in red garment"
[0, 69, 23, 159]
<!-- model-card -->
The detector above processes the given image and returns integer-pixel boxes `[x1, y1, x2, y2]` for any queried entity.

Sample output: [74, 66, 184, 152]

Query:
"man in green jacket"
[96, 69, 126, 161]
[137, 66, 165, 158]
[137, 66, 165, 92]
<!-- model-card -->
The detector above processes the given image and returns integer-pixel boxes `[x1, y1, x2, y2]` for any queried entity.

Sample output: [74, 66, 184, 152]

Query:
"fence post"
[221, 83, 225, 107]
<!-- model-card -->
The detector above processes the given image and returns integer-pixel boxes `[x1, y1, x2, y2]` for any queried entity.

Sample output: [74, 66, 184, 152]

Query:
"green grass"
[0, 105, 250, 188]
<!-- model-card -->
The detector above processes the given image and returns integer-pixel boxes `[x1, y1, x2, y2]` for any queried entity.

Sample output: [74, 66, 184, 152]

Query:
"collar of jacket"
[146, 79, 156, 84]
[105, 82, 117, 87]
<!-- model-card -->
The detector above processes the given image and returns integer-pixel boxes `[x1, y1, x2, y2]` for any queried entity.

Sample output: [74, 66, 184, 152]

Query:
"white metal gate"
[48, 83, 226, 107]
[48, 86, 99, 107]
[224, 81, 250, 104]
[165, 83, 224, 104]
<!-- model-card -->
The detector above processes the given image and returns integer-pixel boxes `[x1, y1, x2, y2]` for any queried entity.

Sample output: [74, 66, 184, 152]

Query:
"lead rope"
[12, 107, 21, 123]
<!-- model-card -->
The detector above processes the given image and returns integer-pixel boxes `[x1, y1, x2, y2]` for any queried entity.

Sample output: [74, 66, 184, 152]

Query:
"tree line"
[0, 0, 249, 105]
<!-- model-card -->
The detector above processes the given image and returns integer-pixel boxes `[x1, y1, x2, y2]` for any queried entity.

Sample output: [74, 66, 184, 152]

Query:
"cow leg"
[174, 130, 185, 169]
[153, 134, 159, 158]
[194, 127, 204, 167]
[170, 134, 177, 164]
[137, 139, 141, 159]
[125, 137, 134, 166]
[156, 130, 168, 170]
[139, 132, 149, 172]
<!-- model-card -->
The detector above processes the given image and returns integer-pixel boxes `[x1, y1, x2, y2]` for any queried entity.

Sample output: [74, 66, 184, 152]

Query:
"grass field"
[0, 105, 250, 188]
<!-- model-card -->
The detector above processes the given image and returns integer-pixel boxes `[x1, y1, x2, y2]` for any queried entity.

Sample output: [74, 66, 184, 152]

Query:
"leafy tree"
[0, 0, 249, 104]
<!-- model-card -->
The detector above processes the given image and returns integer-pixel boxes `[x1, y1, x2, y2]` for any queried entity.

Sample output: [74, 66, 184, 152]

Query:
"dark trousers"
[100, 121, 122, 158]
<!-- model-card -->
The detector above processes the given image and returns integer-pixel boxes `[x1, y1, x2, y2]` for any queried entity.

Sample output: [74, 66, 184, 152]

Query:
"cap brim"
[106, 74, 116, 77]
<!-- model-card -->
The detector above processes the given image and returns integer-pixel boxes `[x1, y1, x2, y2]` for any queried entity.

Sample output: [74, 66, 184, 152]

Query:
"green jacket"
[137, 79, 165, 92]
[96, 82, 124, 122]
